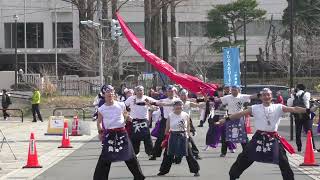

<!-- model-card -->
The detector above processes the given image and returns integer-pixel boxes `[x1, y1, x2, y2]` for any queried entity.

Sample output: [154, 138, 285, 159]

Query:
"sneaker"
[220, 154, 226, 157]
[149, 156, 156, 160]
[136, 153, 140, 157]
[194, 172, 200, 177]
[32, 120, 37, 122]
[314, 149, 318, 153]
[175, 158, 182, 164]
[203, 146, 209, 151]
[157, 172, 166, 176]
[40, 119, 43, 122]
[230, 149, 236, 153]
[4, 117, 8, 121]
[197, 124, 203, 127]
[195, 156, 202, 160]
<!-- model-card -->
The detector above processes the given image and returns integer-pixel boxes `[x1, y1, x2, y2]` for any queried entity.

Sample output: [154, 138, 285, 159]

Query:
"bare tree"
[61, 27, 138, 79]
[265, 20, 320, 78]
[183, 43, 217, 82]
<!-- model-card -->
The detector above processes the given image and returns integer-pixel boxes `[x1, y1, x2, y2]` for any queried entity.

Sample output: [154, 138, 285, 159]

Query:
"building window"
[4, 23, 25, 48]
[127, 22, 145, 37]
[4, 22, 44, 48]
[53, 22, 73, 48]
[27, 23, 44, 48]
[178, 21, 207, 37]
[127, 22, 171, 38]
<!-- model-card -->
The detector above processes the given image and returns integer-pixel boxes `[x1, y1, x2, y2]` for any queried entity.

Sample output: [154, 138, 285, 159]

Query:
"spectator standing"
[287, 84, 316, 152]
[276, 91, 285, 105]
[2, 89, 11, 120]
[31, 87, 43, 122]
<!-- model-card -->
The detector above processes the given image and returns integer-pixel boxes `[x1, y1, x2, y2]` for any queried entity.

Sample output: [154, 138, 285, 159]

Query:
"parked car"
[242, 85, 290, 105]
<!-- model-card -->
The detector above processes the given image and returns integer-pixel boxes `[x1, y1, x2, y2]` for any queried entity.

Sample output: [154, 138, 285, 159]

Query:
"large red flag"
[116, 12, 217, 94]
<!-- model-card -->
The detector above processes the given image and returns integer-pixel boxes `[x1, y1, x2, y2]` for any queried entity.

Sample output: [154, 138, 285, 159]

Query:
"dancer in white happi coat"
[125, 85, 156, 157]
[157, 99, 200, 177]
[217, 88, 319, 180]
[94, 85, 145, 180]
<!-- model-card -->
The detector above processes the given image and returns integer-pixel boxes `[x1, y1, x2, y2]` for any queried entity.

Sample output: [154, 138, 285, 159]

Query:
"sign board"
[223, 47, 241, 87]
[45, 116, 67, 135]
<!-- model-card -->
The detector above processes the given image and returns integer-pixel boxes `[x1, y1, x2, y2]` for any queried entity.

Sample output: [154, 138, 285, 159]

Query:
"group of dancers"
[93, 84, 320, 180]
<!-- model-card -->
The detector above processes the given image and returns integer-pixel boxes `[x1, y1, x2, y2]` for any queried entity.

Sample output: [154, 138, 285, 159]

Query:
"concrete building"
[0, 0, 79, 74]
[0, 0, 287, 79]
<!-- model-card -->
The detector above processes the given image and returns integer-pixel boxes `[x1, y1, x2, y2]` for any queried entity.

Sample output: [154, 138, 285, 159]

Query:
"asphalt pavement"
[35, 117, 314, 180]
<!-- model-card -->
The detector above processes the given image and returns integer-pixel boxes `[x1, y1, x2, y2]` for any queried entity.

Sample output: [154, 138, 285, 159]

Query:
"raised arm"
[282, 105, 318, 114]
[216, 107, 252, 125]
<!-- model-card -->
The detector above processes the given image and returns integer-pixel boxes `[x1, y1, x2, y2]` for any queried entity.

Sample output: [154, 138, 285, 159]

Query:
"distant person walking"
[2, 89, 12, 120]
[31, 87, 43, 122]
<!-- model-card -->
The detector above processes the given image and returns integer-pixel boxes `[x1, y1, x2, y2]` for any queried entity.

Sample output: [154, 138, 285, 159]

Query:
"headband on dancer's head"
[173, 99, 183, 106]
[167, 85, 177, 91]
[179, 89, 188, 95]
[101, 85, 114, 93]
[135, 85, 144, 91]
[260, 88, 272, 94]
[231, 85, 241, 89]
[127, 89, 134, 94]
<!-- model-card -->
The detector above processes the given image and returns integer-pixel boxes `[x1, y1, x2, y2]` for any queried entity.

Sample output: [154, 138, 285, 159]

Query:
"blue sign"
[223, 48, 241, 86]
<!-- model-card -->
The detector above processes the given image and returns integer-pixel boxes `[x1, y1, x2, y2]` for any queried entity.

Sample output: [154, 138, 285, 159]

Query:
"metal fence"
[20, 74, 101, 96]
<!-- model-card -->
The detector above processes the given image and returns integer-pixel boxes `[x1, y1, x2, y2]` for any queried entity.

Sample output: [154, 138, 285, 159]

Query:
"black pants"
[2, 108, 9, 119]
[93, 155, 145, 180]
[229, 144, 294, 180]
[221, 128, 248, 155]
[32, 104, 43, 121]
[152, 135, 164, 157]
[189, 136, 199, 157]
[294, 113, 316, 150]
[175, 136, 200, 164]
[131, 134, 153, 155]
[159, 145, 200, 174]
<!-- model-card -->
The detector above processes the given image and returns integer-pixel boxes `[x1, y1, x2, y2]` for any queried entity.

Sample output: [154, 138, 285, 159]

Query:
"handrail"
[0, 109, 24, 122]
[53, 108, 86, 120]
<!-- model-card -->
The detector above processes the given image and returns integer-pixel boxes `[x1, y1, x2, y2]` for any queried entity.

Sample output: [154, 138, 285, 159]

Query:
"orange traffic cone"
[300, 130, 319, 166]
[71, 115, 82, 136]
[58, 121, 73, 148]
[23, 133, 42, 168]
[245, 115, 253, 134]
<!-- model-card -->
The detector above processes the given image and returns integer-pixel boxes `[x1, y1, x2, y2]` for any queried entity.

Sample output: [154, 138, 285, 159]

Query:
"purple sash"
[151, 120, 161, 137]
[206, 125, 222, 148]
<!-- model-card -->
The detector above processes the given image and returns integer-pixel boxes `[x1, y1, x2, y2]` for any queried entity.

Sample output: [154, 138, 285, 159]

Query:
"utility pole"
[111, 0, 120, 80]
[14, 15, 18, 89]
[55, 0, 58, 80]
[24, 0, 27, 73]
[97, 0, 104, 85]
[243, 12, 247, 93]
[289, 0, 294, 141]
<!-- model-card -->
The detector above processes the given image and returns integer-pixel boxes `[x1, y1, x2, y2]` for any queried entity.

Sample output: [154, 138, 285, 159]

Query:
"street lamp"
[14, 15, 19, 90]
[80, 20, 104, 85]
